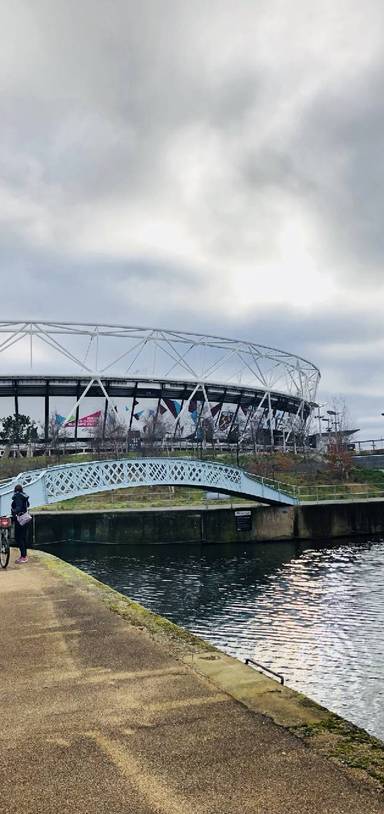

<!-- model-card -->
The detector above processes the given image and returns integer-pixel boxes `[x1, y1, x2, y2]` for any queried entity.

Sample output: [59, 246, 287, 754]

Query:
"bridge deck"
[0, 457, 298, 513]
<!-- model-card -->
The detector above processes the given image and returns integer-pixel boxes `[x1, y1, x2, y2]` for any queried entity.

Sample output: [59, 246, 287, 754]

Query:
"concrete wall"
[33, 500, 384, 546]
[34, 505, 294, 546]
[296, 501, 384, 540]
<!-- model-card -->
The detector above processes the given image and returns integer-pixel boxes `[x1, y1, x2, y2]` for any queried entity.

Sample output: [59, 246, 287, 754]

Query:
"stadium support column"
[267, 391, 274, 450]
[155, 395, 162, 419]
[128, 382, 138, 433]
[44, 383, 49, 442]
[215, 389, 227, 431]
[239, 403, 255, 443]
[277, 410, 286, 451]
[14, 380, 19, 421]
[62, 378, 95, 430]
[74, 382, 81, 440]
[227, 398, 242, 442]
[153, 395, 162, 438]
[102, 384, 110, 441]
[238, 390, 265, 447]
[201, 385, 214, 420]
[300, 400, 307, 452]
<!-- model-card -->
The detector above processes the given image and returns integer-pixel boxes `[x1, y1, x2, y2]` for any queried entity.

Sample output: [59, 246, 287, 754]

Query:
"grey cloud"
[0, 1, 384, 437]
[0, 232, 202, 324]
[265, 65, 384, 283]
[0, 1, 266, 209]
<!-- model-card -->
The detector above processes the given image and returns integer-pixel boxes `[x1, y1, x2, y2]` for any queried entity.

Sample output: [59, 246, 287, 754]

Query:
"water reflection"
[41, 538, 384, 741]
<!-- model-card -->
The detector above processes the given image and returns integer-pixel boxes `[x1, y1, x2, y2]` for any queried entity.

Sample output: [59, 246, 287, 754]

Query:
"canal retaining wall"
[33, 499, 384, 545]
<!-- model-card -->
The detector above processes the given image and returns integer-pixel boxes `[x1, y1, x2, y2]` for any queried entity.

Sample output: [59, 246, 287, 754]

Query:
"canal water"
[42, 537, 384, 741]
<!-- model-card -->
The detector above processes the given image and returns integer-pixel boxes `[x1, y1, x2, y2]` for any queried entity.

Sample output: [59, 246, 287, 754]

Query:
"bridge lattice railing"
[43, 458, 244, 502]
[0, 457, 299, 510]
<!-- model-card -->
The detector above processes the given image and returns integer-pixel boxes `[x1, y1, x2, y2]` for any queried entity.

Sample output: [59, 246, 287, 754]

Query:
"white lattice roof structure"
[0, 321, 320, 445]
[0, 321, 320, 397]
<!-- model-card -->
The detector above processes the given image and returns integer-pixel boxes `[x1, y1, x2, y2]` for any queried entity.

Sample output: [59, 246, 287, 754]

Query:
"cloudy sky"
[1, 0, 384, 438]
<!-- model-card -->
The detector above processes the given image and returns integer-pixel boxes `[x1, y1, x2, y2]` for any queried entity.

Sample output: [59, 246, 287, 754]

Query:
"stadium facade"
[0, 322, 320, 450]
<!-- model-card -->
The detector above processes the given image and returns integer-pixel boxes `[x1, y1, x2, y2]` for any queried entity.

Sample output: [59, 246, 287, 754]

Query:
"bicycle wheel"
[0, 535, 10, 569]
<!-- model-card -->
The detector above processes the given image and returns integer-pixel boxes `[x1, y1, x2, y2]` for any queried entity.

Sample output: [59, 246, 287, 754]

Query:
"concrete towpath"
[1, 551, 384, 814]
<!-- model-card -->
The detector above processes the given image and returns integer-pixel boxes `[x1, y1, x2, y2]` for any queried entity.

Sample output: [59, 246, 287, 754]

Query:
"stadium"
[0, 321, 320, 451]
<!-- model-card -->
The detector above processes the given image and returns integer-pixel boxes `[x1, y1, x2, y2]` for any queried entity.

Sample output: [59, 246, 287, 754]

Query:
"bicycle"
[0, 516, 11, 569]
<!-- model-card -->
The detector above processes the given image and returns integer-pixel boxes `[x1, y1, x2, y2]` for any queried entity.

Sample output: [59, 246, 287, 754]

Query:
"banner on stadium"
[163, 398, 182, 418]
[55, 410, 102, 428]
[55, 413, 73, 426]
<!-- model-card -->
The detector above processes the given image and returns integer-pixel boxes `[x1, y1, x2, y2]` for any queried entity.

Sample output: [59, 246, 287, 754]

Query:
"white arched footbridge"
[0, 458, 298, 514]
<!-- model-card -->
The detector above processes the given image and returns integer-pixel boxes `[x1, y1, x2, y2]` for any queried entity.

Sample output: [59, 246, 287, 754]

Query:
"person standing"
[11, 484, 30, 564]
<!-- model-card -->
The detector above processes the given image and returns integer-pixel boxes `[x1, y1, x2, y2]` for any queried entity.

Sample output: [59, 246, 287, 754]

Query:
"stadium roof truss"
[0, 322, 321, 445]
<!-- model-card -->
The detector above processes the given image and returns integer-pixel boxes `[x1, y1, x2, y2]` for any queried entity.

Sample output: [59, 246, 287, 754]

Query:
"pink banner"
[66, 410, 102, 428]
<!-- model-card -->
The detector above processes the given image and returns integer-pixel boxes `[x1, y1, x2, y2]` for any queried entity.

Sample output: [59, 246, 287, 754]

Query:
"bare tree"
[247, 409, 266, 453]
[45, 413, 70, 460]
[201, 416, 216, 456]
[142, 414, 168, 454]
[90, 411, 127, 458]
[324, 398, 355, 480]
[283, 408, 308, 454]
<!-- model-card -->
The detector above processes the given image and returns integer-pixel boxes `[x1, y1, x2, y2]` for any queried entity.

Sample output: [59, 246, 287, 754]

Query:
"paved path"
[1, 553, 383, 814]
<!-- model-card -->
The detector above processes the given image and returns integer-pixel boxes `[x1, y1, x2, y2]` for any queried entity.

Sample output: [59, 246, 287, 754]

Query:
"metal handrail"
[296, 483, 384, 504]
[245, 658, 284, 685]
[245, 472, 298, 499]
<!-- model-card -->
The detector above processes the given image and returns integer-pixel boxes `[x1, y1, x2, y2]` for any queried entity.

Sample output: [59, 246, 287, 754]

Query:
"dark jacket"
[11, 491, 30, 519]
